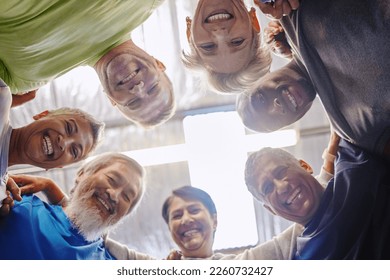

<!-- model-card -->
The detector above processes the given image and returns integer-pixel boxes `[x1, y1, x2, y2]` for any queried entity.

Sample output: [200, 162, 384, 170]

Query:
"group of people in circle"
[0, 0, 389, 260]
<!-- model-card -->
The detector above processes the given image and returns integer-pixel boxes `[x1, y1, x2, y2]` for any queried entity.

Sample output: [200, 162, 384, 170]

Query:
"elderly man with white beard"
[0, 153, 145, 260]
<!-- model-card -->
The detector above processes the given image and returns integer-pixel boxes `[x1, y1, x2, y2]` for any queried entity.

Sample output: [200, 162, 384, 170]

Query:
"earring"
[186, 16, 192, 43]
[250, 7, 261, 33]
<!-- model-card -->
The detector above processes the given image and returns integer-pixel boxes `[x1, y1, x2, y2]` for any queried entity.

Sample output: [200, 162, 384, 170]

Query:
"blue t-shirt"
[295, 139, 390, 259]
[0, 195, 115, 260]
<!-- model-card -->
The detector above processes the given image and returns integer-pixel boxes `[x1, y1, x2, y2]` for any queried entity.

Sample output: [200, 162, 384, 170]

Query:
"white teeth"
[42, 135, 53, 156]
[121, 71, 137, 84]
[183, 229, 199, 237]
[283, 89, 298, 110]
[286, 188, 300, 205]
[207, 13, 231, 22]
[97, 197, 110, 212]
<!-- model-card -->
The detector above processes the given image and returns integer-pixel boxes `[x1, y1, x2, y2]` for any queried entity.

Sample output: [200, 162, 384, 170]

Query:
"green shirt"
[0, 0, 164, 93]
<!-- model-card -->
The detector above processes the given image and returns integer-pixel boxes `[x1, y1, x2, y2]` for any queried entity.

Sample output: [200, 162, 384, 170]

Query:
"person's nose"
[273, 179, 289, 195]
[180, 211, 194, 225]
[273, 97, 285, 114]
[130, 81, 145, 98]
[57, 134, 74, 152]
[212, 26, 228, 37]
[106, 188, 120, 203]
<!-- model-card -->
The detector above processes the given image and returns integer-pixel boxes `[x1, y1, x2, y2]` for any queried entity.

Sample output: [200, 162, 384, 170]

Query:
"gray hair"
[245, 147, 299, 196]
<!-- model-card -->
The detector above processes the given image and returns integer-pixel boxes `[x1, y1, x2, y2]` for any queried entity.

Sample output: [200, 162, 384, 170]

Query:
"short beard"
[64, 186, 123, 242]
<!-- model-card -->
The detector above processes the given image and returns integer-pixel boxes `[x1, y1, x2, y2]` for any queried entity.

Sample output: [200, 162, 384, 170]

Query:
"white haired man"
[0, 153, 145, 259]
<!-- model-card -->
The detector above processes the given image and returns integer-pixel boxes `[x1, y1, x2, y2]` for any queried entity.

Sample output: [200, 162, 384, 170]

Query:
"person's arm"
[321, 131, 341, 176]
[10, 174, 68, 206]
[316, 131, 340, 187]
[11, 89, 37, 107]
[104, 236, 156, 260]
[225, 223, 303, 260]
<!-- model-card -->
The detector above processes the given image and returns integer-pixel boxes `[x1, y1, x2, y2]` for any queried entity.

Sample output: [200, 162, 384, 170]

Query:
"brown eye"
[199, 42, 216, 51]
[231, 38, 245, 46]
[65, 121, 72, 135]
[126, 98, 141, 110]
[71, 145, 78, 159]
[262, 182, 274, 196]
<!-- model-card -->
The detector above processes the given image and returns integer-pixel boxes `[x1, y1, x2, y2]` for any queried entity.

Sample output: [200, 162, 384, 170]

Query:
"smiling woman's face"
[191, 0, 255, 73]
[20, 114, 94, 169]
[167, 196, 216, 258]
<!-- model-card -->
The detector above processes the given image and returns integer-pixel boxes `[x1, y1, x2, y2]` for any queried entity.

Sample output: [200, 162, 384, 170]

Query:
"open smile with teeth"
[286, 188, 302, 205]
[183, 229, 201, 238]
[42, 135, 54, 156]
[206, 12, 232, 23]
[120, 70, 139, 85]
[96, 196, 113, 215]
[282, 89, 298, 112]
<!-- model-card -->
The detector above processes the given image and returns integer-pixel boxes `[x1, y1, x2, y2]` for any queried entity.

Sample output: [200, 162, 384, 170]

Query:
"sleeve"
[0, 78, 7, 88]
[231, 224, 303, 260]
[315, 168, 333, 188]
[0, 180, 7, 207]
[104, 237, 156, 260]
[295, 140, 390, 259]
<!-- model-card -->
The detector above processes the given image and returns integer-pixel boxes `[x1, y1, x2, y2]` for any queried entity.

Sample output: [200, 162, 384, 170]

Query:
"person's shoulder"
[15, 194, 56, 209]
[337, 139, 385, 169]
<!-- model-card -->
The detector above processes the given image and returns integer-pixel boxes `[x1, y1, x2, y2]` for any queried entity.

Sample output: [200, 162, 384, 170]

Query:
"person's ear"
[154, 58, 166, 71]
[33, 110, 49, 121]
[299, 159, 314, 174]
[212, 213, 218, 232]
[249, 7, 261, 33]
[186, 16, 192, 43]
[263, 204, 276, 215]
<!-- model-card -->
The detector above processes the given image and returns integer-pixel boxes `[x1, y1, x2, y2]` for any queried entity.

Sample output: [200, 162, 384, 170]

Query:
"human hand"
[321, 130, 341, 176]
[6, 176, 22, 201]
[11, 89, 37, 107]
[254, 0, 300, 20]
[10, 174, 50, 195]
[11, 174, 66, 205]
[327, 130, 341, 156]
[264, 20, 292, 59]
[0, 191, 15, 217]
[165, 249, 183, 260]
[0, 177, 22, 217]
